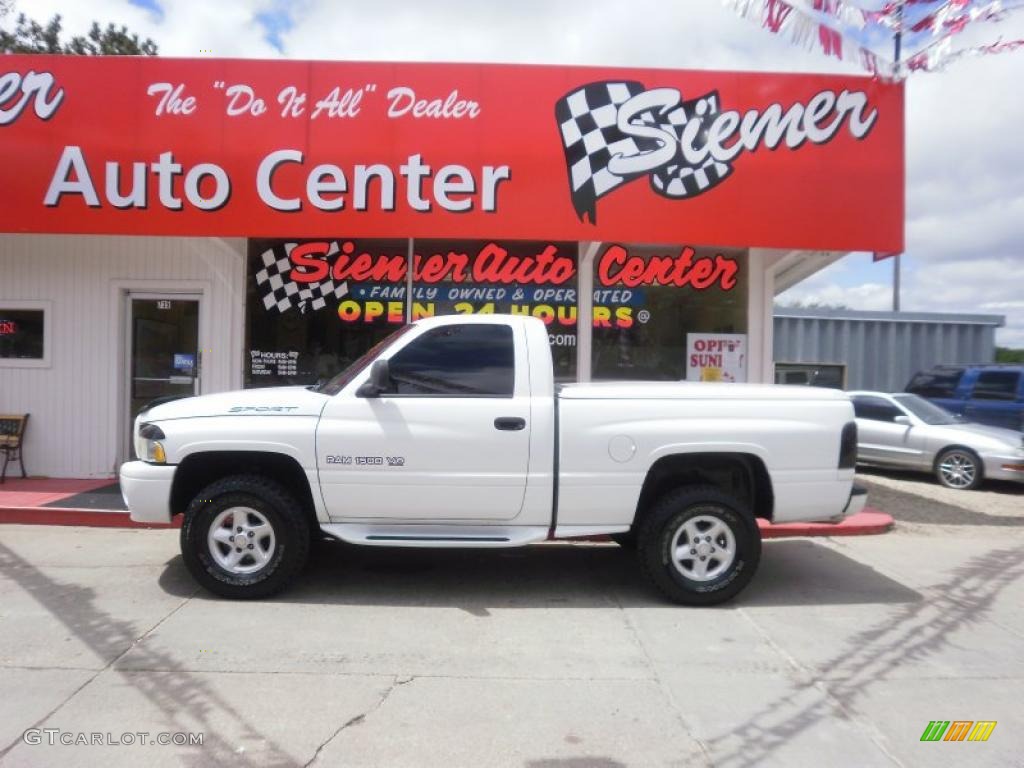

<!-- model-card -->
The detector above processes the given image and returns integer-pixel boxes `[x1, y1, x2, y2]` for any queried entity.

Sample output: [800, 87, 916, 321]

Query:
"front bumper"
[120, 460, 176, 523]
[981, 453, 1024, 484]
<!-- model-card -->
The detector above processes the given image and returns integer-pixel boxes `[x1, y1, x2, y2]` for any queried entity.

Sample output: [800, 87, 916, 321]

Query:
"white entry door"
[125, 293, 202, 457]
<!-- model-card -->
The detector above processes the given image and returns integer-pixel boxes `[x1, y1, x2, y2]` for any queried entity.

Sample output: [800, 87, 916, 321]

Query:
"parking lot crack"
[302, 675, 413, 767]
[604, 596, 714, 765]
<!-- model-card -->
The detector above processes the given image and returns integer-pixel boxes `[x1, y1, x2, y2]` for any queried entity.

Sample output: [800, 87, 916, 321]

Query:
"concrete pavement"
[0, 522, 1021, 767]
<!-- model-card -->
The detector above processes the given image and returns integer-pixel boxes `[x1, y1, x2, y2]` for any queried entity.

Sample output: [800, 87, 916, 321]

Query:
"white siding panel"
[0, 234, 245, 478]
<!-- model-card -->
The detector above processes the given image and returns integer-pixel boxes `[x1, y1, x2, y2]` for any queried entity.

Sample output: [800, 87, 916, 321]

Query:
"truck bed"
[556, 381, 854, 528]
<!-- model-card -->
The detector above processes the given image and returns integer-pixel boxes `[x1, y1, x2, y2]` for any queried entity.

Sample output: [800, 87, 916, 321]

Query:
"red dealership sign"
[0, 56, 904, 251]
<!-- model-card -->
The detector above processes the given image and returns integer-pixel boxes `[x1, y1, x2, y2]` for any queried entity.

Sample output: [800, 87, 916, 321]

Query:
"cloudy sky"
[9, 0, 1024, 345]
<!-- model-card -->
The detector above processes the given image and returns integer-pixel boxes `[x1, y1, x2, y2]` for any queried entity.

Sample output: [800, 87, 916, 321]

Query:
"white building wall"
[0, 234, 246, 478]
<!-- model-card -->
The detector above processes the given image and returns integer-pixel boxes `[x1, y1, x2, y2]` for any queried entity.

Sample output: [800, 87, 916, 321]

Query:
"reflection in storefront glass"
[591, 244, 748, 381]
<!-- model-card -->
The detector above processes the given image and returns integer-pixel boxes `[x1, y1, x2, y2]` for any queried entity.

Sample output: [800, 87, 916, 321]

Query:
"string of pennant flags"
[725, 0, 1024, 76]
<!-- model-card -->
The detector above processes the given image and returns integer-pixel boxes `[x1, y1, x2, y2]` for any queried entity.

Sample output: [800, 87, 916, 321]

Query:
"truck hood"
[139, 386, 329, 422]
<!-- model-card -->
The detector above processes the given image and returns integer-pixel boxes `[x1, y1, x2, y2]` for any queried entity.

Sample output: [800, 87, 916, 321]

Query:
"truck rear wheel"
[637, 486, 760, 606]
[180, 475, 311, 599]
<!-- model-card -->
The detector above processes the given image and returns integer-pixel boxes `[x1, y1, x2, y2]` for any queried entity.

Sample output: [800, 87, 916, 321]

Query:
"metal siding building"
[773, 308, 1005, 392]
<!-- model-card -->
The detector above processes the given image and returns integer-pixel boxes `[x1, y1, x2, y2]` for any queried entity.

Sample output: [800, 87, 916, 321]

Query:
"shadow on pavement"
[158, 538, 922, 610]
[702, 544, 1024, 768]
[0, 540, 299, 766]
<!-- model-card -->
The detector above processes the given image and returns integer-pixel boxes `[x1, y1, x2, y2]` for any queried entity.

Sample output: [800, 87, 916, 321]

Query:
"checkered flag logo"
[555, 81, 733, 222]
[254, 242, 349, 314]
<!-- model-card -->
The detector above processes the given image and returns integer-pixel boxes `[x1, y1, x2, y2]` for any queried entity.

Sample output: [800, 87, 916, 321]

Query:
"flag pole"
[892, 1, 904, 312]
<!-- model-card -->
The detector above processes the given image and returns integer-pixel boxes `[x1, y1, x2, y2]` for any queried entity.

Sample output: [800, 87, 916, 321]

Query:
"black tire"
[637, 486, 761, 606]
[934, 447, 983, 490]
[180, 474, 311, 599]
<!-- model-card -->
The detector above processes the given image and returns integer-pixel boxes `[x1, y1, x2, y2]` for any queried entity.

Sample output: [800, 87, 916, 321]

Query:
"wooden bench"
[0, 414, 29, 483]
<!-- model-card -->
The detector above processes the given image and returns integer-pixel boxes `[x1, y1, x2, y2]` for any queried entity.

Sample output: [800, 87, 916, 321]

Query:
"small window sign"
[173, 353, 196, 372]
[0, 309, 45, 361]
[156, 300, 172, 310]
[686, 333, 747, 383]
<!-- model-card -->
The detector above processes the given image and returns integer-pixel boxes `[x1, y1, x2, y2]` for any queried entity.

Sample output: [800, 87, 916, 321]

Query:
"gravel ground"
[857, 465, 1024, 528]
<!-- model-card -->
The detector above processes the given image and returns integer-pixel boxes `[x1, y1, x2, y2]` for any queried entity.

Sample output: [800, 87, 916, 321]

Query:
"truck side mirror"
[357, 359, 391, 398]
[893, 415, 911, 426]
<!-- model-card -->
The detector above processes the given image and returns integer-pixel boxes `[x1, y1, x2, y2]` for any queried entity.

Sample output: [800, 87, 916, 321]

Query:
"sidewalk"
[0, 477, 176, 529]
[0, 477, 894, 535]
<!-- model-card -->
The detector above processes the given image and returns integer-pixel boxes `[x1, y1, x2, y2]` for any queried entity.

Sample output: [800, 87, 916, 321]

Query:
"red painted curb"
[757, 509, 893, 538]
[0, 507, 180, 529]
[0, 506, 892, 536]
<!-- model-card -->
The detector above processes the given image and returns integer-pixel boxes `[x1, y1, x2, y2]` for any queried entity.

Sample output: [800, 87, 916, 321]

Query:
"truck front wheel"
[637, 486, 761, 606]
[180, 475, 311, 599]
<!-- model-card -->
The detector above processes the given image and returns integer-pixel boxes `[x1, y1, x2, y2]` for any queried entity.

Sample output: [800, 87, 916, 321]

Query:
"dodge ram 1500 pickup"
[121, 314, 865, 605]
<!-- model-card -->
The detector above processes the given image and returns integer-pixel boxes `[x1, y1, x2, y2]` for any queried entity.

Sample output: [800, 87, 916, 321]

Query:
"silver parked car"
[849, 391, 1024, 490]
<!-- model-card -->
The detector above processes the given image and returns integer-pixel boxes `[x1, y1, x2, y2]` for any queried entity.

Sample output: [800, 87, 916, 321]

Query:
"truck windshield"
[891, 394, 960, 425]
[316, 324, 414, 396]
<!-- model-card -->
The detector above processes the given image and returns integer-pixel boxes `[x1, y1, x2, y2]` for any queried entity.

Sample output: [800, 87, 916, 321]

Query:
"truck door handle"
[494, 417, 526, 431]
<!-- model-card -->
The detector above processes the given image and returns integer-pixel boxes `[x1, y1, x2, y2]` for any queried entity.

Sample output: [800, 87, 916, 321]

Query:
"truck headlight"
[138, 423, 167, 464]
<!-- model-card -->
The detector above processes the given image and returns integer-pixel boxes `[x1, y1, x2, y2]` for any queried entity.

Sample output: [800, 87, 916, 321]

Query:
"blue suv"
[906, 365, 1024, 433]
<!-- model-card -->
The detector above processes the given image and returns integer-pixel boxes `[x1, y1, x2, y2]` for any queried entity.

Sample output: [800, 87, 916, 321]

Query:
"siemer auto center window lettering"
[245, 238, 745, 387]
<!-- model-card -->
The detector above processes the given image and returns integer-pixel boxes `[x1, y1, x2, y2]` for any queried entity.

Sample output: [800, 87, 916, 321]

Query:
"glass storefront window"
[245, 238, 747, 388]
[590, 244, 747, 381]
[246, 238, 580, 388]
[246, 238, 408, 387]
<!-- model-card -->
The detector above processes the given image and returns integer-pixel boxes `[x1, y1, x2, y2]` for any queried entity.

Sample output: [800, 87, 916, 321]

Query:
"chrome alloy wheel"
[938, 451, 977, 489]
[207, 507, 277, 575]
[669, 513, 737, 582]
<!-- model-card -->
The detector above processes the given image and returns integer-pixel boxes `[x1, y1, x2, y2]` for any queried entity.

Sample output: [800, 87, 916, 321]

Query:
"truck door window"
[971, 371, 1021, 401]
[387, 324, 514, 397]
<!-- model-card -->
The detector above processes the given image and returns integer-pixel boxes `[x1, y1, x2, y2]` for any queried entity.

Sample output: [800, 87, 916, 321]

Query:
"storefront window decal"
[256, 239, 738, 317]
[597, 244, 738, 290]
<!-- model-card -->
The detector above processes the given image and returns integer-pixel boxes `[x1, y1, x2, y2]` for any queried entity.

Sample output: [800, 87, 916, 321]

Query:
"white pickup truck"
[121, 314, 865, 605]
